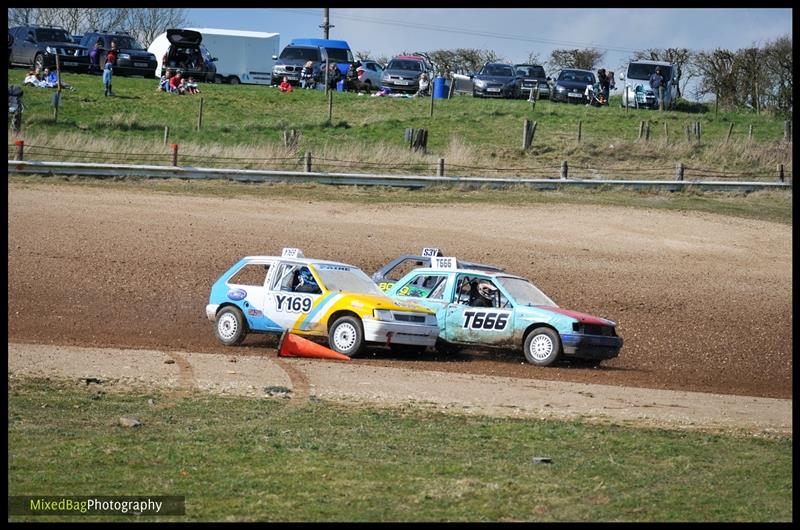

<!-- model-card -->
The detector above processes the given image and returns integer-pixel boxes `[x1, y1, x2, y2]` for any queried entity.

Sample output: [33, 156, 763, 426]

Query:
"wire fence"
[7, 142, 792, 183]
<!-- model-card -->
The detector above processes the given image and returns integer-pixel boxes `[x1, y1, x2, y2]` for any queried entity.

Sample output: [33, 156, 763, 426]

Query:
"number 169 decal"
[275, 294, 313, 313]
[463, 311, 509, 330]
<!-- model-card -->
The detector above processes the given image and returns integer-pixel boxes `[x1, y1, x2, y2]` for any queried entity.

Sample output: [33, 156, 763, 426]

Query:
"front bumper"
[474, 86, 512, 97]
[363, 320, 439, 347]
[561, 333, 623, 360]
[116, 58, 157, 76]
[206, 304, 219, 321]
[47, 54, 89, 71]
[381, 80, 418, 93]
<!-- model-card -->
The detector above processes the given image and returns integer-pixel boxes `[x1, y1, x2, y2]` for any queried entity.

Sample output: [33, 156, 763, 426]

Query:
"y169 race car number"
[463, 311, 509, 330]
[275, 295, 313, 313]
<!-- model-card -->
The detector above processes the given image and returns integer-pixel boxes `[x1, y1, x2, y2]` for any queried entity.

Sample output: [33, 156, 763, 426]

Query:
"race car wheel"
[329, 315, 365, 358]
[523, 327, 561, 366]
[215, 306, 247, 346]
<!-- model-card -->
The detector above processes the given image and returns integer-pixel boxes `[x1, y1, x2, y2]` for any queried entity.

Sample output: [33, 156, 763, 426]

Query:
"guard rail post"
[777, 163, 784, 183]
[676, 162, 684, 181]
[560, 160, 568, 180]
[15, 140, 24, 161]
[437, 158, 445, 177]
[304, 151, 312, 172]
[171, 143, 179, 167]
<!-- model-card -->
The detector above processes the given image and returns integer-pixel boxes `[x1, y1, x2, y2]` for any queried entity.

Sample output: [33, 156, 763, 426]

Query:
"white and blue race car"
[384, 256, 623, 366]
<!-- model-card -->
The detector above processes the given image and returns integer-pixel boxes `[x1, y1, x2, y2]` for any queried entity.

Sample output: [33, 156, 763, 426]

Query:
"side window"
[396, 274, 447, 299]
[384, 258, 425, 282]
[228, 263, 270, 287]
[271, 264, 321, 294]
[453, 275, 505, 308]
[367, 63, 376, 72]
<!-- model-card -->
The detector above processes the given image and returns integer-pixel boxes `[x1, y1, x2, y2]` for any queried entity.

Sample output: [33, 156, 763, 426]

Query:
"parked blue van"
[271, 38, 354, 85]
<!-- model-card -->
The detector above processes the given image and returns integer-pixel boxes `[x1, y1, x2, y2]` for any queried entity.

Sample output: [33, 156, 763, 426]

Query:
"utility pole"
[320, 8, 333, 39]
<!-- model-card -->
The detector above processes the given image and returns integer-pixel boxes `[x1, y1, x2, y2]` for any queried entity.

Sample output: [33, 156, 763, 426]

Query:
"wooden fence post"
[784, 120, 792, 142]
[529, 121, 537, 149]
[304, 151, 312, 172]
[197, 97, 204, 130]
[777, 163, 784, 183]
[686, 124, 691, 144]
[447, 77, 455, 99]
[163, 126, 169, 146]
[53, 53, 61, 122]
[437, 158, 445, 176]
[15, 140, 24, 161]
[663, 122, 669, 146]
[327, 89, 333, 123]
[725, 123, 734, 144]
[171, 143, 178, 166]
[658, 86, 664, 111]
[576, 120, 582, 143]
[676, 162, 684, 181]
[638, 121, 644, 140]
[748, 124, 753, 143]
[644, 121, 650, 142]
[429, 87, 435, 118]
[560, 160, 568, 180]
[523, 119, 531, 150]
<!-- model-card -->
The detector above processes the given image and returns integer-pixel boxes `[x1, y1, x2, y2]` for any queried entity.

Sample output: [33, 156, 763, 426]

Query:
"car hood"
[119, 49, 154, 58]
[475, 75, 515, 84]
[40, 41, 85, 50]
[384, 68, 421, 78]
[555, 80, 593, 90]
[535, 306, 616, 326]
[338, 292, 433, 315]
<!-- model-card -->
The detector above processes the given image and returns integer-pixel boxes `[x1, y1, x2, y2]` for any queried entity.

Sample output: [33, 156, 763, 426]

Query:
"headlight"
[119, 53, 130, 60]
[474, 79, 487, 88]
[45, 46, 56, 54]
[373, 309, 394, 321]
[555, 85, 566, 92]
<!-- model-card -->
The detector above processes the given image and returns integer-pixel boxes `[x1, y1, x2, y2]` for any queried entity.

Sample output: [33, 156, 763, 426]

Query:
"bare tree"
[762, 35, 792, 114]
[694, 48, 737, 112]
[524, 51, 542, 65]
[355, 50, 371, 61]
[122, 8, 188, 48]
[548, 48, 604, 72]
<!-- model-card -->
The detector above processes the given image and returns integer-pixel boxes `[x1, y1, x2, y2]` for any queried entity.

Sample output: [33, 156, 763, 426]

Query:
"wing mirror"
[618, 73, 625, 80]
[272, 55, 277, 60]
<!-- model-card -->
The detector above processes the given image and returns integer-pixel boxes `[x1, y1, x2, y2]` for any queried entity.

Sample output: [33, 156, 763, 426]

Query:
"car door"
[18, 29, 37, 64]
[443, 274, 514, 345]
[224, 259, 281, 332]
[391, 271, 451, 327]
[265, 262, 324, 332]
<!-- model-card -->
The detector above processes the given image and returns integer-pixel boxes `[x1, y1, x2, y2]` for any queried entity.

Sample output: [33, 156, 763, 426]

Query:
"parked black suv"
[514, 64, 551, 99]
[80, 31, 157, 77]
[8, 25, 89, 72]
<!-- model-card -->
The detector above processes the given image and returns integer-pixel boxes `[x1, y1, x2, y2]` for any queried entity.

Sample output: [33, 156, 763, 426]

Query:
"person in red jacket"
[278, 76, 293, 93]
[169, 71, 185, 94]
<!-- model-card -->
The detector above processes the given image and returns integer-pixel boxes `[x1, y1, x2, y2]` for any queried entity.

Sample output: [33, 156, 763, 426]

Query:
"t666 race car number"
[275, 295, 313, 313]
[463, 311, 509, 330]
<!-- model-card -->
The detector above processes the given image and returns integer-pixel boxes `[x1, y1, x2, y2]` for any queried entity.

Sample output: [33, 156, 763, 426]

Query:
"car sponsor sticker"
[318, 264, 351, 271]
[378, 281, 395, 292]
[421, 247, 441, 257]
[462, 310, 510, 331]
[275, 294, 313, 313]
[432, 256, 456, 269]
[248, 308, 263, 317]
[227, 288, 247, 301]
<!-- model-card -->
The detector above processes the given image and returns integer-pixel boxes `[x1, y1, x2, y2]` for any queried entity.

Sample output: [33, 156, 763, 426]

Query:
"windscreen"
[36, 29, 71, 43]
[388, 60, 422, 71]
[498, 277, 557, 307]
[325, 47, 353, 62]
[627, 63, 672, 81]
[558, 70, 596, 84]
[481, 64, 514, 77]
[111, 36, 145, 50]
[280, 47, 320, 61]
[314, 264, 384, 296]
[516, 65, 545, 78]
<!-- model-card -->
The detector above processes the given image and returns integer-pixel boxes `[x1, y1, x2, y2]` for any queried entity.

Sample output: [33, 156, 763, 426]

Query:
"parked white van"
[619, 60, 679, 109]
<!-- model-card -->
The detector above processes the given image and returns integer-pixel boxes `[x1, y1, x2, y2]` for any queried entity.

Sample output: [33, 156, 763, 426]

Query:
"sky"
[185, 8, 792, 98]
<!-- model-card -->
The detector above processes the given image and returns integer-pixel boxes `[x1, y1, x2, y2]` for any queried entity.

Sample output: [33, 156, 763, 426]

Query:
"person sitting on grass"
[185, 76, 199, 94]
[23, 69, 43, 87]
[278, 76, 293, 93]
[169, 70, 184, 94]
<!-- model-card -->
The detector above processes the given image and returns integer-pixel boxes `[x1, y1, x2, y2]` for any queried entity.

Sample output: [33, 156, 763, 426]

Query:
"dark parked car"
[156, 29, 217, 83]
[71, 35, 83, 44]
[551, 68, 597, 104]
[514, 64, 550, 99]
[472, 62, 520, 98]
[8, 25, 89, 72]
[380, 55, 431, 94]
[80, 31, 158, 77]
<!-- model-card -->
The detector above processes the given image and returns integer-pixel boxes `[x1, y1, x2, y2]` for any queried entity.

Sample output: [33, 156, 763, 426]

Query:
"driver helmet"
[477, 280, 497, 299]
[298, 268, 317, 289]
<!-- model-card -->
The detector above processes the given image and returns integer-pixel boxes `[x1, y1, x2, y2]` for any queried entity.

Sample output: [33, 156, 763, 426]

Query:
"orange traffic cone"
[277, 331, 351, 361]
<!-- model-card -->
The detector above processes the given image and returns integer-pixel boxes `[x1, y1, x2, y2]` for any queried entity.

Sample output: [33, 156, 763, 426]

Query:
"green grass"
[8, 377, 792, 522]
[9, 175, 793, 225]
[9, 68, 792, 179]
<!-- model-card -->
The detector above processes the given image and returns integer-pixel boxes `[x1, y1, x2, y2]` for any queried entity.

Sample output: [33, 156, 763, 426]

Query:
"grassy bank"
[9, 175, 793, 225]
[8, 377, 792, 522]
[8, 68, 792, 179]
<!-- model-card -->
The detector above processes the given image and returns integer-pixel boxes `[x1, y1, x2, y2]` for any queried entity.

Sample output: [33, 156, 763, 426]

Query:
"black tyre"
[34, 53, 44, 71]
[215, 306, 247, 346]
[328, 315, 365, 358]
[214, 74, 224, 84]
[523, 327, 561, 366]
[228, 76, 240, 85]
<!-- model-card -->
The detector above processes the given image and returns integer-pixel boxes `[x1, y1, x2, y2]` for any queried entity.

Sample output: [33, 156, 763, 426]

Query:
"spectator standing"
[597, 68, 610, 105]
[649, 67, 664, 108]
[300, 60, 314, 89]
[106, 39, 119, 66]
[89, 39, 104, 74]
[326, 62, 341, 90]
[103, 61, 113, 96]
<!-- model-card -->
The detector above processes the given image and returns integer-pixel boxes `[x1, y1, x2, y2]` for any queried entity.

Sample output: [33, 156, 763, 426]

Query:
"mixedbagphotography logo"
[8, 496, 185, 516]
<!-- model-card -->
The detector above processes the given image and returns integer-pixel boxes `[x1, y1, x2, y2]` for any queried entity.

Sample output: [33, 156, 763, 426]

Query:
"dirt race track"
[7, 183, 793, 400]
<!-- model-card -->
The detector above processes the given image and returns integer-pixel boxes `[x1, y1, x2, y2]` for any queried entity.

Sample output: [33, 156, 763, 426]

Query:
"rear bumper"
[561, 334, 623, 360]
[363, 320, 439, 347]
